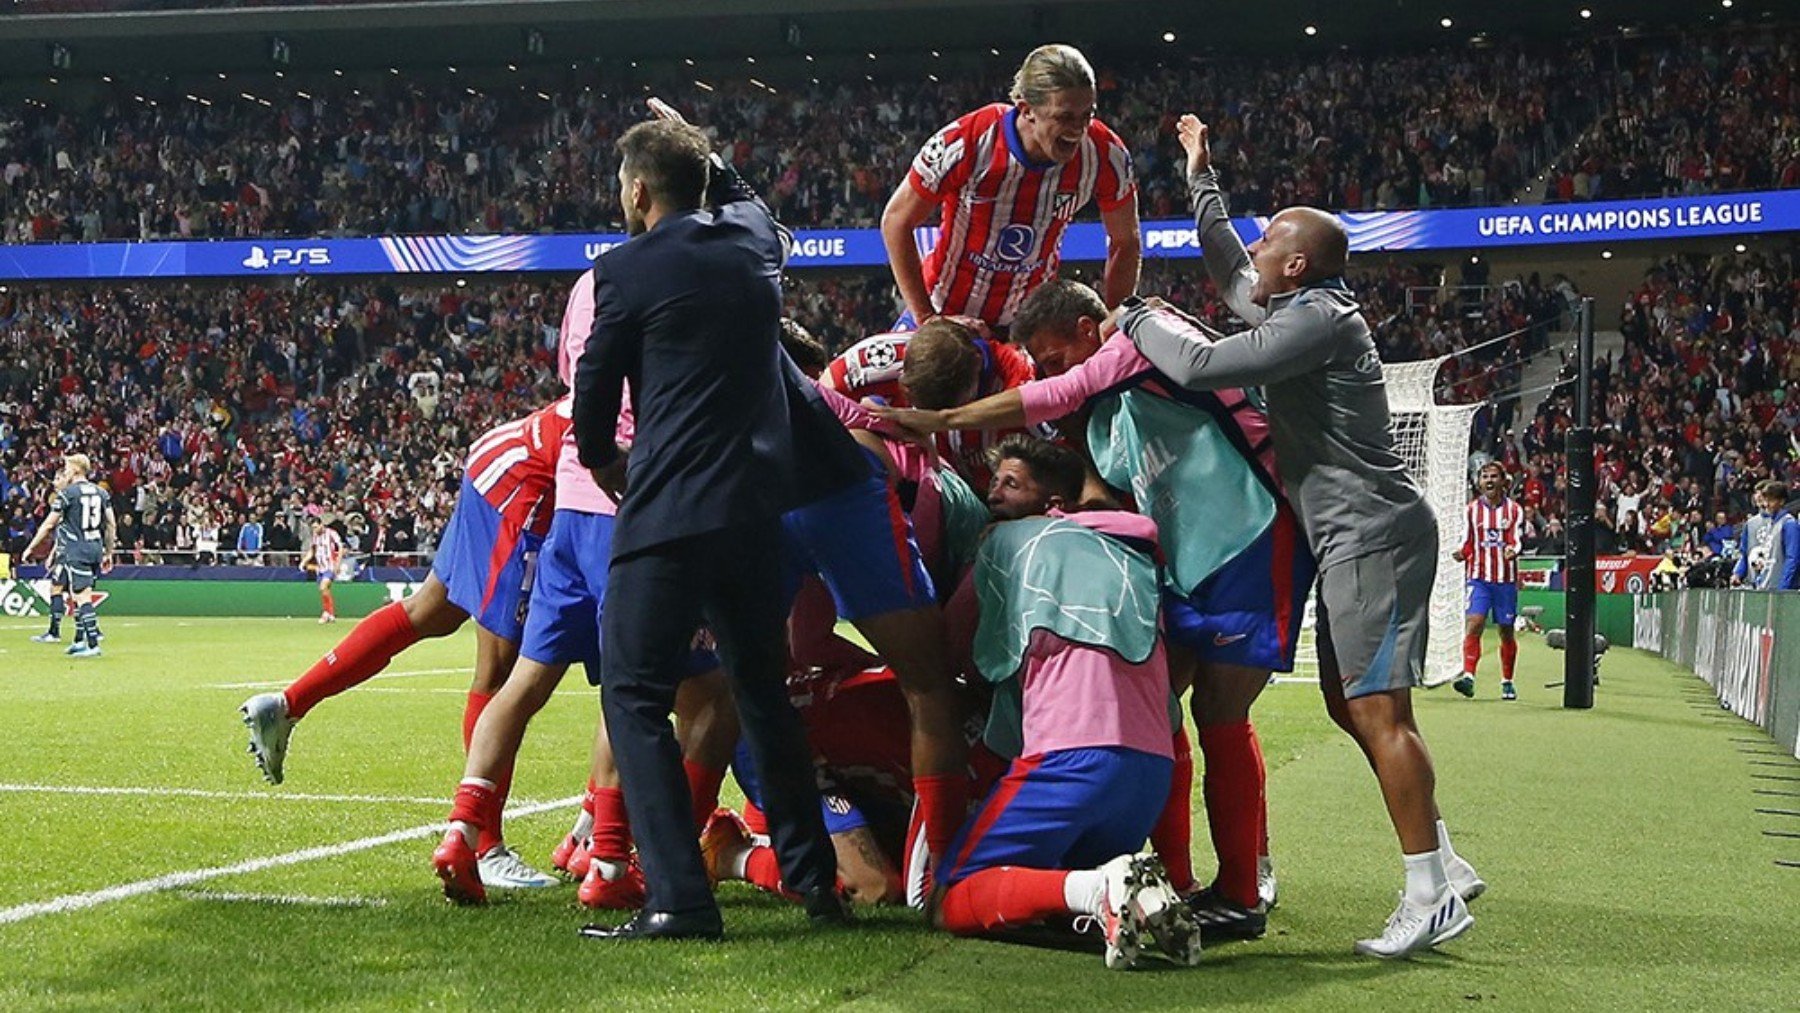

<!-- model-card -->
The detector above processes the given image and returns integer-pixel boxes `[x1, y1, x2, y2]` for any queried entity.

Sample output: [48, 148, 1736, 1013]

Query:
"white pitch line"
[175, 890, 388, 909]
[210, 667, 470, 690]
[0, 795, 578, 926]
[0, 783, 463, 806]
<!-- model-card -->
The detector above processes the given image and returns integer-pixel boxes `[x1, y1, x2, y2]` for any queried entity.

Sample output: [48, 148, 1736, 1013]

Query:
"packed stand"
[9, 29, 1795, 245]
[0, 277, 564, 564]
[1497, 243, 1800, 576]
[1545, 31, 1800, 202]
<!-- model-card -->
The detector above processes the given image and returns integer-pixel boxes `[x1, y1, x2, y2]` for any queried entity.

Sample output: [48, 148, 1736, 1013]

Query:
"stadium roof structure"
[0, 0, 1786, 80]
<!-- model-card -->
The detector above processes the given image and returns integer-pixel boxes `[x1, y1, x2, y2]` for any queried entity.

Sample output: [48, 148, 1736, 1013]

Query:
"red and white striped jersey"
[1462, 495, 1524, 584]
[463, 395, 572, 538]
[822, 330, 1041, 487]
[311, 527, 344, 573]
[907, 103, 1135, 327]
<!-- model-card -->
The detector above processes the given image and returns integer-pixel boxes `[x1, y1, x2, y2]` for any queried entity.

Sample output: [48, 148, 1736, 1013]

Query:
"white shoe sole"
[1130, 857, 1203, 966]
[239, 698, 292, 785]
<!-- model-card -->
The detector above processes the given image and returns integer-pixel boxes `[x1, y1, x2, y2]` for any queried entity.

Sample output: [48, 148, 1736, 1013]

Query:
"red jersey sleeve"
[1090, 118, 1137, 213]
[906, 109, 983, 202]
[988, 341, 1039, 392]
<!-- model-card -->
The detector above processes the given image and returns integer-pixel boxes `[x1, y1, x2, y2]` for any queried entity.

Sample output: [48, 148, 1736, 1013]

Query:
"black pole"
[1564, 297, 1597, 709]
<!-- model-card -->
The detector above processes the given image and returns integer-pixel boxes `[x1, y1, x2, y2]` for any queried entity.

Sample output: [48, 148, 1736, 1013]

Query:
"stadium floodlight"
[1304, 25, 1318, 36]
[1163, 31, 1176, 43]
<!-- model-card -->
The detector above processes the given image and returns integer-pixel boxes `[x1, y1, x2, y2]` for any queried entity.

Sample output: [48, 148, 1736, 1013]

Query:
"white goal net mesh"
[1289, 356, 1478, 688]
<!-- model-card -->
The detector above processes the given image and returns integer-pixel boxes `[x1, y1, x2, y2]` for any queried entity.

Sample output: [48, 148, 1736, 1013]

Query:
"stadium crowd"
[1492, 242, 1800, 577]
[11, 242, 1798, 572]
[1544, 31, 1800, 201]
[0, 29, 1792, 245]
[0, 276, 562, 563]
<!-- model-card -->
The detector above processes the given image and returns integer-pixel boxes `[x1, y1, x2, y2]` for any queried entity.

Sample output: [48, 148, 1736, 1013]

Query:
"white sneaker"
[240, 692, 295, 785]
[477, 845, 560, 890]
[1081, 854, 1145, 970]
[1257, 855, 1279, 911]
[30, 632, 59, 644]
[1354, 888, 1473, 959]
[1129, 855, 1203, 966]
[318, 612, 335, 624]
[1446, 854, 1487, 903]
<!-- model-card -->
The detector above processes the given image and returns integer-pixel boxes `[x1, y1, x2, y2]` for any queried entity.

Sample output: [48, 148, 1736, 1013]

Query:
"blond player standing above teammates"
[1452, 463, 1525, 701]
[881, 44, 1140, 332]
[1119, 114, 1484, 959]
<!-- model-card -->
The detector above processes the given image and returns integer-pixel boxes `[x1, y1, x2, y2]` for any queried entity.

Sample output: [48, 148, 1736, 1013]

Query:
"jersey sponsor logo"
[994, 224, 1036, 264]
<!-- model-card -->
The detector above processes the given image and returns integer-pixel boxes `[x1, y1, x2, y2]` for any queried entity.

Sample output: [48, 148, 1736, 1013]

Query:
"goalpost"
[1384, 357, 1481, 688]
[1288, 355, 1477, 687]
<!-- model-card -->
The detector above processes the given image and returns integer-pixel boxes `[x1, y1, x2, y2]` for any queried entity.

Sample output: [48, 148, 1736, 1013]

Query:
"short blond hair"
[1009, 44, 1095, 106]
[63, 453, 93, 477]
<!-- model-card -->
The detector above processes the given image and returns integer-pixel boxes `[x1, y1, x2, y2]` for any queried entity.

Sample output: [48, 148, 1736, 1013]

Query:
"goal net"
[1289, 356, 1478, 688]
[1384, 358, 1481, 687]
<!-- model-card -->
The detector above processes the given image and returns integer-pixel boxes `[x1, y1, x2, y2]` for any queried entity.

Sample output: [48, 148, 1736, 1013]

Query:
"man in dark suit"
[572, 101, 851, 940]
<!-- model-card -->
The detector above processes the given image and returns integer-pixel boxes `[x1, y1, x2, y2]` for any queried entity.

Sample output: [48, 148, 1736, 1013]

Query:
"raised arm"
[1177, 115, 1265, 326]
[651, 97, 795, 266]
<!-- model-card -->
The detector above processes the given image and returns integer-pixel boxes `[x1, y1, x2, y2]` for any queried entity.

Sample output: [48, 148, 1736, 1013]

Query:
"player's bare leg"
[242, 574, 468, 784]
[1185, 658, 1275, 938]
[851, 606, 969, 869]
[1320, 654, 1481, 956]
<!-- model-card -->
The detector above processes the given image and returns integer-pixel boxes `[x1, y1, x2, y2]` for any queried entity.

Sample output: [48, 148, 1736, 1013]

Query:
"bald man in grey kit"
[1113, 113, 1485, 960]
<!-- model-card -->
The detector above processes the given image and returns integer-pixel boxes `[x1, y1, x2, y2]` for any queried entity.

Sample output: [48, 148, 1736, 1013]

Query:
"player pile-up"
[221, 43, 1484, 967]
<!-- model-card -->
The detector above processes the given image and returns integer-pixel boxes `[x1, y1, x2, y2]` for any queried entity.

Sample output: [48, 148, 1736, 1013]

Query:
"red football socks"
[743, 846, 790, 896]
[1149, 727, 1197, 894]
[590, 786, 633, 861]
[1199, 721, 1264, 909]
[1463, 633, 1482, 675]
[913, 773, 970, 863]
[320, 587, 336, 616]
[1500, 637, 1518, 681]
[462, 690, 493, 752]
[683, 760, 727, 831]
[938, 867, 1070, 934]
[448, 778, 498, 845]
[283, 602, 420, 719]
[742, 799, 768, 836]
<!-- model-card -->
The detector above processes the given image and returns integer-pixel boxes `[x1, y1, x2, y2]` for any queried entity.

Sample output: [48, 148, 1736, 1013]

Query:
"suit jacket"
[574, 161, 866, 557]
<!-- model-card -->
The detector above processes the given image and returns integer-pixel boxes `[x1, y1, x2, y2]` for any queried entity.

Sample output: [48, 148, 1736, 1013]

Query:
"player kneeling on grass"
[933, 437, 1201, 971]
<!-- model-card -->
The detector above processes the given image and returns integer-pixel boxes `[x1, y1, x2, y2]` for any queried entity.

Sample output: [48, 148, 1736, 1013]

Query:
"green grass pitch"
[1, 616, 1797, 1010]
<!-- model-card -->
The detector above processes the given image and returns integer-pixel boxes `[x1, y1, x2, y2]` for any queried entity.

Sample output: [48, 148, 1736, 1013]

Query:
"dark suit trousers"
[599, 518, 836, 916]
